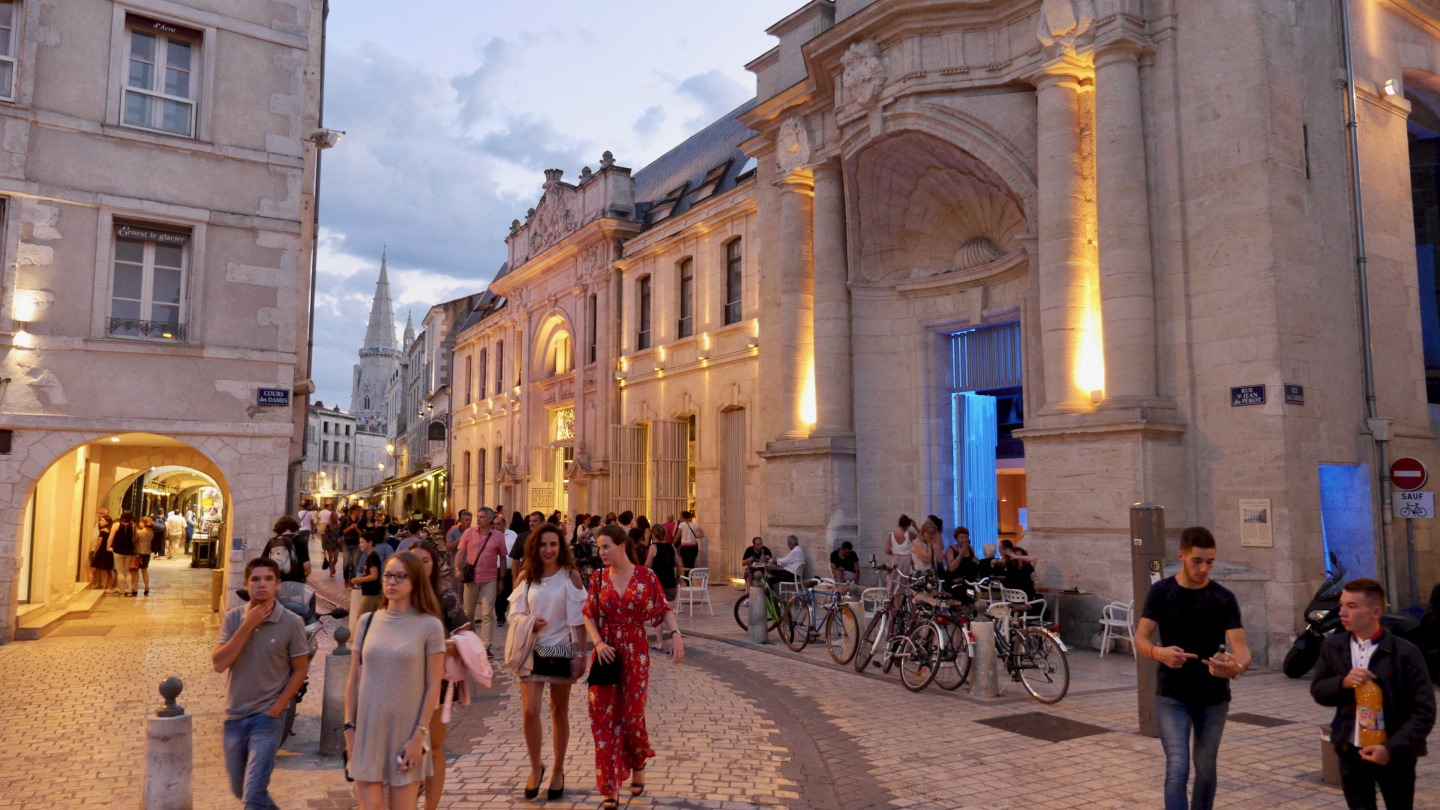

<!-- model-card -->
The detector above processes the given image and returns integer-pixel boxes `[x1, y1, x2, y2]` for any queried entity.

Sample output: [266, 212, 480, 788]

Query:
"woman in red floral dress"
[582, 525, 685, 809]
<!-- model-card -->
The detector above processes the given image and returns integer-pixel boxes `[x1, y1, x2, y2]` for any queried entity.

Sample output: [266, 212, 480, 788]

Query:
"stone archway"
[2, 430, 284, 642]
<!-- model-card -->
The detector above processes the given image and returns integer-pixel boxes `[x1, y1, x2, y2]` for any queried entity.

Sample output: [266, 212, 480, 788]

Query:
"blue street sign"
[257, 388, 291, 406]
[1231, 385, 1265, 407]
[1284, 384, 1304, 405]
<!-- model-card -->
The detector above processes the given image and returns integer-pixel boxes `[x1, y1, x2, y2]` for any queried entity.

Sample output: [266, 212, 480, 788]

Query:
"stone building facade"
[302, 401, 356, 499]
[460, 0, 1440, 665]
[0, 0, 325, 642]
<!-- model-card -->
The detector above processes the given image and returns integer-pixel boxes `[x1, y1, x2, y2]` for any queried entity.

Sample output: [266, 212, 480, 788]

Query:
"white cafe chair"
[676, 567, 712, 617]
[1098, 599, 1135, 658]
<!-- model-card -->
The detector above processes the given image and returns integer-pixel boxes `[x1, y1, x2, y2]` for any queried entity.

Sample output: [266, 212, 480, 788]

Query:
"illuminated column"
[1035, 70, 1095, 412]
[811, 158, 853, 438]
[777, 170, 815, 441]
[1094, 45, 1157, 403]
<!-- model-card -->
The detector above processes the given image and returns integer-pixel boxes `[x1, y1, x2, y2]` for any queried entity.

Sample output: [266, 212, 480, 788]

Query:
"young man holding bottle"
[1311, 577, 1435, 810]
[1134, 526, 1251, 810]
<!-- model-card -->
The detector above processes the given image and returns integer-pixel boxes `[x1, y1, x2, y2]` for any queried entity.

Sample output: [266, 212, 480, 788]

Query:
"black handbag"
[532, 651, 573, 679]
[585, 570, 623, 686]
[587, 649, 622, 686]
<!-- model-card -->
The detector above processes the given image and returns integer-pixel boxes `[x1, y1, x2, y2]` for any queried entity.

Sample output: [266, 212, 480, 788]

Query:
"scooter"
[236, 582, 349, 742]
[1282, 552, 1420, 678]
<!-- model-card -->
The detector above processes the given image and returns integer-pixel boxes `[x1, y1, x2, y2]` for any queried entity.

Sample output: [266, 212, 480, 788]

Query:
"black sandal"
[631, 766, 646, 797]
[602, 799, 619, 810]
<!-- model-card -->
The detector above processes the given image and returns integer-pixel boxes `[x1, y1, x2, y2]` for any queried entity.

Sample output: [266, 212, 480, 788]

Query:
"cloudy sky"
[311, 1, 782, 407]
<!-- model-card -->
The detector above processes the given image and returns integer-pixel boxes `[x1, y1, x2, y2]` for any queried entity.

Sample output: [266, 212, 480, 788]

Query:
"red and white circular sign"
[1391, 457, 1428, 491]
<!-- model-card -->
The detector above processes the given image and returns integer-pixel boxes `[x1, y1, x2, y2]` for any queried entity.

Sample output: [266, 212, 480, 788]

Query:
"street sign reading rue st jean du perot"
[1231, 385, 1266, 407]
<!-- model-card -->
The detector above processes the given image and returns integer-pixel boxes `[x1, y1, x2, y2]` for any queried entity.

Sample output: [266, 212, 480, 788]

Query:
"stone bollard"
[143, 677, 192, 810]
[841, 596, 865, 658]
[747, 585, 768, 644]
[348, 588, 363, 639]
[319, 624, 352, 756]
[970, 620, 999, 698]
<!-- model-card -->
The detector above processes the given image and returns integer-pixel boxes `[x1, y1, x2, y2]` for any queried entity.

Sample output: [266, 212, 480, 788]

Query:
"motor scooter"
[236, 582, 349, 741]
[1282, 552, 1420, 678]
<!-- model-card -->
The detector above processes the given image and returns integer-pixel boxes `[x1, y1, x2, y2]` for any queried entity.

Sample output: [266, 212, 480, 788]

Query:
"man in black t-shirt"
[1136, 526, 1251, 810]
[741, 537, 773, 586]
[829, 542, 859, 584]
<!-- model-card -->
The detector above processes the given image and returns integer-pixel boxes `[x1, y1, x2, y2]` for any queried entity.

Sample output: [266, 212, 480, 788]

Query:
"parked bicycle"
[780, 578, 861, 664]
[975, 584, 1070, 703]
[733, 562, 784, 633]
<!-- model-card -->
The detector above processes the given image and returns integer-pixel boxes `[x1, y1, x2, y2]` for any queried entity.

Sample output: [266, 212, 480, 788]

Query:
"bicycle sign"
[1395, 491, 1435, 520]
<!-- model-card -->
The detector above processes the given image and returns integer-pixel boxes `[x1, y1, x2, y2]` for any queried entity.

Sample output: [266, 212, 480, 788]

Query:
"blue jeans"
[1155, 696, 1228, 810]
[223, 712, 284, 809]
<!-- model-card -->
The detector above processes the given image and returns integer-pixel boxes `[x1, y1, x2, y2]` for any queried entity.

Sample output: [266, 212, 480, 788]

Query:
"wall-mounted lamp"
[1384, 79, 1399, 96]
[1089, 389, 1103, 405]
[698, 333, 711, 359]
[306, 128, 345, 149]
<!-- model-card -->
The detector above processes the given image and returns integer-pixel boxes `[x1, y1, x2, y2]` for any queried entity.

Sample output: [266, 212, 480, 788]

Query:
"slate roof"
[489, 98, 758, 287]
[455, 286, 507, 335]
[632, 98, 758, 229]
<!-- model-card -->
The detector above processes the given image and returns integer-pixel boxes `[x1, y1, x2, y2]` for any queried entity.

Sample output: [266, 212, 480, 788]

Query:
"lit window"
[123, 17, 199, 138]
[108, 223, 188, 341]
[0, 2, 18, 101]
[478, 348, 488, 396]
[678, 259, 695, 338]
[724, 239, 743, 325]
[495, 341, 504, 395]
[637, 275, 652, 350]
[587, 294, 598, 363]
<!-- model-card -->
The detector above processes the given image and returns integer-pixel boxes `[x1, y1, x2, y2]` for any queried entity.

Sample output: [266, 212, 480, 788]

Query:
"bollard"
[747, 585, 768, 644]
[1320, 726, 1341, 786]
[319, 624, 352, 756]
[143, 677, 192, 810]
[971, 620, 999, 698]
[841, 596, 865, 659]
[348, 587, 363, 639]
[211, 570, 223, 613]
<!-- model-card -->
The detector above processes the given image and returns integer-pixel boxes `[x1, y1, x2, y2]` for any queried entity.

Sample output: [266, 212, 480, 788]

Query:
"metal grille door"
[951, 322, 1022, 392]
[718, 408, 747, 580]
[650, 419, 688, 523]
[610, 424, 646, 518]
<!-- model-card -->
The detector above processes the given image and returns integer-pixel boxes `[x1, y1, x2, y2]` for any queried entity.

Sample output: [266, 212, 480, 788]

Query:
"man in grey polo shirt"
[212, 557, 309, 809]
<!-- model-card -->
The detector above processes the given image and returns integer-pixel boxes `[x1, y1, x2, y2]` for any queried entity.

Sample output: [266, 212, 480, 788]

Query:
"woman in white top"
[508, 523, 587, 801]
[886, 515, 915, 593]
[675, 510, 704, 573]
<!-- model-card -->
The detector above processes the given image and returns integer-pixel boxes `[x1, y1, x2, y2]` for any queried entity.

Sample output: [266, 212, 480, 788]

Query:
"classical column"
[811, 158, 853, 438]
[776, 170, 815, 441]
[1094, 45, 1157, 404]
[1035, 70, 1092, 413]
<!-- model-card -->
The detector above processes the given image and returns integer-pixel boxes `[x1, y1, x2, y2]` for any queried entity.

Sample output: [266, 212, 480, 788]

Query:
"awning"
[359, 466, 446, 498]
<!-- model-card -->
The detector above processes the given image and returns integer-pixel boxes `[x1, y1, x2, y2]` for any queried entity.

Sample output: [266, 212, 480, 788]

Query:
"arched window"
[724, 238, 743, 325]
[545, 330, 572, 377]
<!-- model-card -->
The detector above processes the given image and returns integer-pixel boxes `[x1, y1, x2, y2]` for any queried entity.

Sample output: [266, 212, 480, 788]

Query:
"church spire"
[402, 310, 415, 349]
[362, 250, 396, 352]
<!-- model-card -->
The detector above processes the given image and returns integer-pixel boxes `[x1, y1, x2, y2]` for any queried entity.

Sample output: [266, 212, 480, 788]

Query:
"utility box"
[1131, 503, 1166, 738]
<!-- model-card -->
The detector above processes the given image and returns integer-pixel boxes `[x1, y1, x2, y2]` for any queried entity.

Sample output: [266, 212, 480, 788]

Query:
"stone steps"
[15, 589, 107, 640]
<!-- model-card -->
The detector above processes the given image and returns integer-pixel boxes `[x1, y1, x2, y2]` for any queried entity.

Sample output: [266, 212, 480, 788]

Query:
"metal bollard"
[971, 620, 999, 698]
[1131, 504, 1165, 738]
[319, 625, 352, 756]
[748, 585, 768, 644]
[143, 677, 192, 810]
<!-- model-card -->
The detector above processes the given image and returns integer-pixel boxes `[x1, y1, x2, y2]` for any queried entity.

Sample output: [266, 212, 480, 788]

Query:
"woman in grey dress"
[343, 551, 446, 810]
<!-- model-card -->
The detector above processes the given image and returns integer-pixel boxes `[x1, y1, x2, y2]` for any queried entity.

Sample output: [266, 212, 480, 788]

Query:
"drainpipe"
[1339, 0, 1395, 596]
[288, 0, 330, 513]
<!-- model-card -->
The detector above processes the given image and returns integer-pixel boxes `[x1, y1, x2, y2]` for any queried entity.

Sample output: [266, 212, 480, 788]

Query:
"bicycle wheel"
[854, 611, 886, 672]
[734, 593, 781, 633]
[825, 603, 859, 665]
[899, 621, 941, 692]
[1017, 626, 1070, 704]
[782, 597, 812, 652]
[934, 623, 971, 691]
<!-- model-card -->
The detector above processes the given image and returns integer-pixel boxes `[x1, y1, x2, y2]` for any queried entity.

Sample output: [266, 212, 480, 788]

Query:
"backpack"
[268, 536, 294, 575]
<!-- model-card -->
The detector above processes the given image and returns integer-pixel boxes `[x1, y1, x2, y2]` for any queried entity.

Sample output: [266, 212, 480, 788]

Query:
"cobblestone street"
[2, 560, 1437, 809]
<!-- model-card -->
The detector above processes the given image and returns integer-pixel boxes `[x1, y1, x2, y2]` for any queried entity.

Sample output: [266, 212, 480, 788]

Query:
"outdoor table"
[1034, 586, 1088, 631]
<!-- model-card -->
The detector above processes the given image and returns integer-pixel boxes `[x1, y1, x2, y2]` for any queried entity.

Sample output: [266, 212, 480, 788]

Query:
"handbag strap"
[357, 612, 376, 666]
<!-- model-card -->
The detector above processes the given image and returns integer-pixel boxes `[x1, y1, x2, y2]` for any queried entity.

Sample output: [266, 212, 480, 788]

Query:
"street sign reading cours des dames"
[256, 388, 290, 407]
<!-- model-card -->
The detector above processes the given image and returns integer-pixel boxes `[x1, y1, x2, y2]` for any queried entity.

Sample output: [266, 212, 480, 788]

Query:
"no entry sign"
[1391, 457, 1428, 491]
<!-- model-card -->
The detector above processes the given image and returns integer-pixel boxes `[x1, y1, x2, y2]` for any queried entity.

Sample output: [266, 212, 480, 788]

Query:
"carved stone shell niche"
[852, 130, 1028, 285]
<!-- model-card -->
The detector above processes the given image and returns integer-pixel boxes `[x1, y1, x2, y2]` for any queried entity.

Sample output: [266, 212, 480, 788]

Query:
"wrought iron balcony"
[107, 318, 186, 342]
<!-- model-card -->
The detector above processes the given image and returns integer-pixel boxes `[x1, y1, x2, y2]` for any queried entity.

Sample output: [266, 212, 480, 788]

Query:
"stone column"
[1035, 70, 1091, 413]
[776, 171, 815, 441]
[1094, 46, 1157, 404]
[811, 158, 854, 438]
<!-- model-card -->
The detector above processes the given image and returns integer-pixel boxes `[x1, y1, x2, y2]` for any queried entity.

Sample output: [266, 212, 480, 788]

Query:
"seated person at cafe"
[768, 536, 806, 588]
[829, 541, 860, 584]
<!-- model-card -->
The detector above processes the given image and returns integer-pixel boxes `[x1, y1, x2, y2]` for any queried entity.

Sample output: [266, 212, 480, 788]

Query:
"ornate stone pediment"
[528, 186, 579, 256]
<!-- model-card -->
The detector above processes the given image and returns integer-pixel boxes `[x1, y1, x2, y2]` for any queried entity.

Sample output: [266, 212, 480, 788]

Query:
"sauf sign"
[1395, 491, 1435, 520]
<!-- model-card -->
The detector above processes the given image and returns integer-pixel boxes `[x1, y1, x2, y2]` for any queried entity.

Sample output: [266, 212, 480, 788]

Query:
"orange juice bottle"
[1356, 677, 1387, 747]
